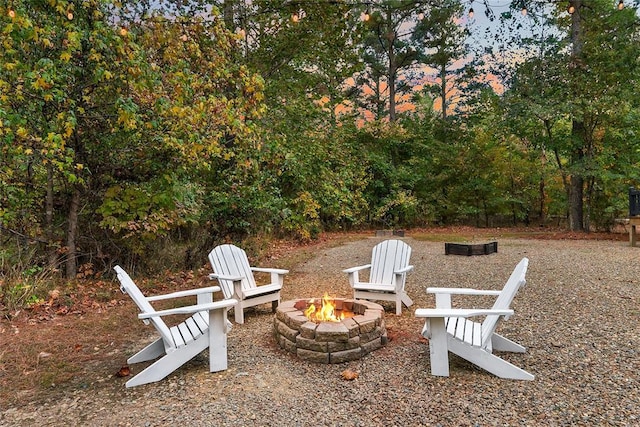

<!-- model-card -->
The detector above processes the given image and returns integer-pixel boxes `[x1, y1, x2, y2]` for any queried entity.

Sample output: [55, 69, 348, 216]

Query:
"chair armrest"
[139, 299, 238, 319]
[343, 264, 371, 288]
[414, 308, 514, 319]
[250, 267, 289, 275]
[395, 265, 414, 274]
[426, 287, 502, 296]
[146, 286, 222, 302]
[250, 267, 288, 287]
[342, 264, 371, 274]
[208, 273, 244, 281]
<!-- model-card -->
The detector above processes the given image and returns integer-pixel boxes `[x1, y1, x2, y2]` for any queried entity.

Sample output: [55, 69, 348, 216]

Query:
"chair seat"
[168, 311, 208, 348]
[353, 283, 395, 292]
[445, 317, 483, 348]
[242, 283, 282, 298]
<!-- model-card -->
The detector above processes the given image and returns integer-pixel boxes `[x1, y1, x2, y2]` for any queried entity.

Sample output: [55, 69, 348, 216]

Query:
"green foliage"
[501, 0, 640, 229]
[0, 244, 49, 311]
[2, 0, 640, 288]
[98, 177, 204, 241]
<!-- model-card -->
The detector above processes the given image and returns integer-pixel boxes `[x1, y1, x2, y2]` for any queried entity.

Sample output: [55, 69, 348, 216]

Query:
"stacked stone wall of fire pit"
[274, 298, 387, 363]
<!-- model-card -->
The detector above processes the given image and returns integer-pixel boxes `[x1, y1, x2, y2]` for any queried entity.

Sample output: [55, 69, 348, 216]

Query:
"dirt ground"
[0, 226, 633, 417]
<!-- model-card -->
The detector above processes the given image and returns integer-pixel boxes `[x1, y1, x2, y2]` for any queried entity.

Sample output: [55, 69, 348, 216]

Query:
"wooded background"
[1, 0, 639, 281]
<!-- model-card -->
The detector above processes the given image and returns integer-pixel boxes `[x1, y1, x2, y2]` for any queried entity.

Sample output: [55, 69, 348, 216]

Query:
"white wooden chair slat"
[472, 321, 482, 347]
[171, 325, 187, 347]
[344, 240, 414, 315]
[208, 244, 288, 324]
[184, 317, 202, 339]
[193, 311, 208, 333]
[463, 318, 474, 343]
[415, 258, 534, 380]
[114, 265, 236, 387]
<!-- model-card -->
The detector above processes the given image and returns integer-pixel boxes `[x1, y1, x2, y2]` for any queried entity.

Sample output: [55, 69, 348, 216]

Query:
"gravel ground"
[2, 236, 639, 426]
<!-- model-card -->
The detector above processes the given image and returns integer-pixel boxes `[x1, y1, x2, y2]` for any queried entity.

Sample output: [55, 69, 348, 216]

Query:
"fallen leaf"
[49, 289, 61, 300]
[115, 365, 131, 377]
[340, 369, 358, 380]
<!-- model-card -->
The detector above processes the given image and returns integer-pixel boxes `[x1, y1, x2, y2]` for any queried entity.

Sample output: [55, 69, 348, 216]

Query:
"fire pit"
[274, 295, 387, 364]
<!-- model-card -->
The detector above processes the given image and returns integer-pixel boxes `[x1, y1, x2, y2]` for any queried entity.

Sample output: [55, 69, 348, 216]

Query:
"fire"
[304, 292, 350, 323]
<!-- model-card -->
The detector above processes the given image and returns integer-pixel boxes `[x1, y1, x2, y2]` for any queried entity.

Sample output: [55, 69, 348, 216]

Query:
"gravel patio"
[2, 235, 639, 426]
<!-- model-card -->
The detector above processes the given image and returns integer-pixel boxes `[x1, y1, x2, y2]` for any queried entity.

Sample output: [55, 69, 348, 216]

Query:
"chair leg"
[427, 318, 450, 377]
[395, 298, 402, 315]
[128, 338, 165, 364]
[234, 304, 245, 324]
[126, 338, 208, 387]
[448, 339, 534, 380]
[401, 292, 413, 308]
[492, 333, 526, 353]
[208, 307, 229, 372]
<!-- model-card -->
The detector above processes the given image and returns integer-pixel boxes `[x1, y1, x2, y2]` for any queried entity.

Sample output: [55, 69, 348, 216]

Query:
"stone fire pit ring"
[274, 298, 387, 364]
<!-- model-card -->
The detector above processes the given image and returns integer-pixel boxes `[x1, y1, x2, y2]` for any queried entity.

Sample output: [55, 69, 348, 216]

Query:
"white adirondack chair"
[343, 239, 414, 315]
[208, 244, 288, 324]
[415, 257, 533, 380]
[114, 265, 237, 388]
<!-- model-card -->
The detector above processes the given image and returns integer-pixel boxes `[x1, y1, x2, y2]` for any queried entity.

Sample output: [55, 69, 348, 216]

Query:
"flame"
[304, 292, 345, 323]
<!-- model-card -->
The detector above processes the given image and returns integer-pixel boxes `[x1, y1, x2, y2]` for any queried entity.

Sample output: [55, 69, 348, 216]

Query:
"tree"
[1, 1, 267, 275]
[1, 0, 137, 277]
[357, 1, 421, 121]
[502, 0, 640, 230]
[411, 0, 469, 121]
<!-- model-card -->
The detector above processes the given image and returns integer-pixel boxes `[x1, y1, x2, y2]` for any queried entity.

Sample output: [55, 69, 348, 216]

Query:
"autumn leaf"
[340, 369, 359, 380]
[115, 365, 131, 378]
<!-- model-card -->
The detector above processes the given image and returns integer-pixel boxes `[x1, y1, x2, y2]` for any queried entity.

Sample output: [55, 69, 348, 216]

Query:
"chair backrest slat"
[480, 258, 528, 347]
[370, 240, 411, 285]
[114, 265, 173, 348]
[208, 244, 257, 299]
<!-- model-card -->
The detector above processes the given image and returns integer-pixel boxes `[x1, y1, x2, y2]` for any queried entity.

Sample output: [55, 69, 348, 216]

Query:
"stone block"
[287, 314, 310, 330]
[341, 317, 360, 338]
[279, 300, 299, 310]
[300, 321, 318, 339]
[296, 335, 328, 352]
[359, 300, 384, 311]
[330, 347, 362, 364]
[293, 299, 308, 310]
[360, 326, 383, 344]
[364, 310, 382, 326]
[361, 337, 382, 354]
[275, 306, 299, 323]
[353, 315, 377, 333]
[298, 348, 329, 364]
[327, 336, 360, 352]
[275, 318, 300, 342]
[315, 322, 349, 342]
[343, 300, 354, 313]
[277, 334, 297, 354]
[381, 330, 388, 345]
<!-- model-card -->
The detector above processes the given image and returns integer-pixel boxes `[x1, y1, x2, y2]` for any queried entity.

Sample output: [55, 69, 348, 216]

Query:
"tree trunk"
[568, 174, 583, 231]
[440, 62, 447, 120]
[386, 9, 397, 122]
[568, 0, 585, 231]
[45, 164, 58, 267]
[65, 186, 81, 279]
